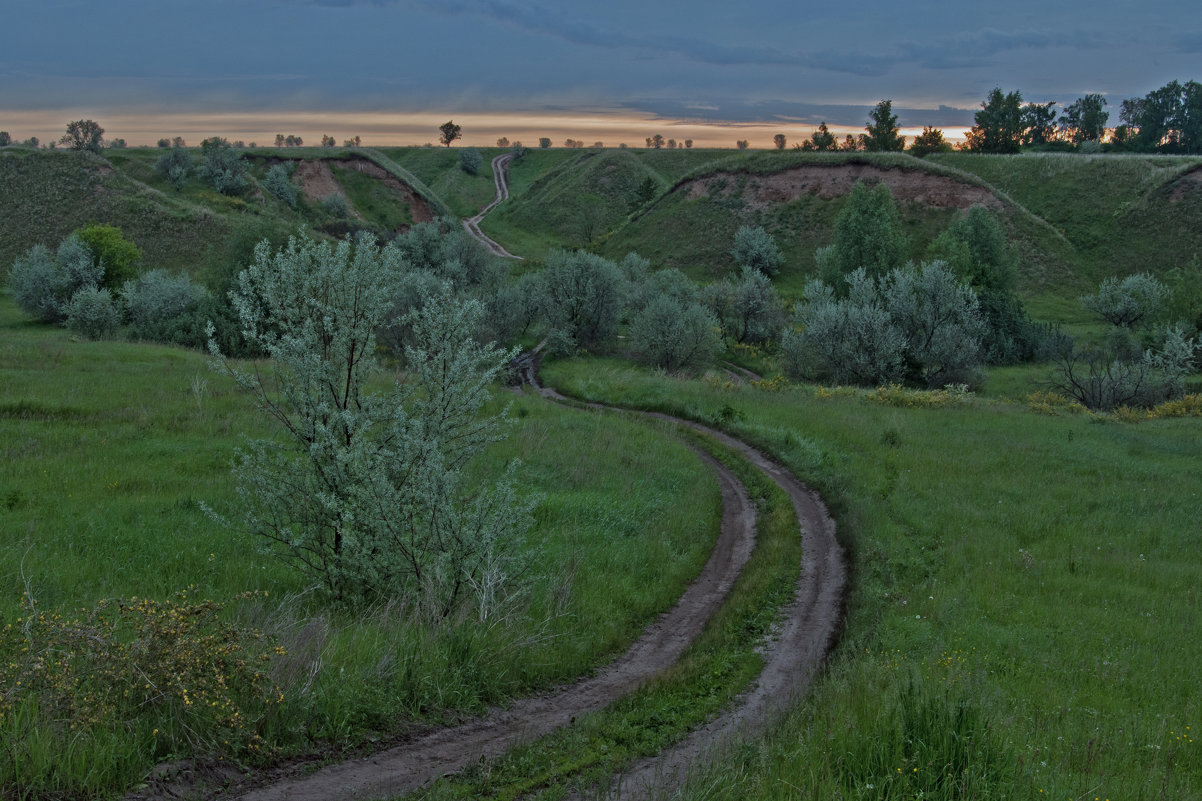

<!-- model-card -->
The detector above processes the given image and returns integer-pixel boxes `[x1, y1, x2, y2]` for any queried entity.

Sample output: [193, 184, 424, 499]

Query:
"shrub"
[321, 193, 349, 218]
[884, 261, 986, 387]
[1080, 272, 1169, 328]
[704, 265, 785, 345]
[785, 262, 985, 388]
[262, 163, 297, 208]
[459, 148, 483, 175]
[65, 286, 120, 339]
[155, 146, 192, 191]
[783, 274, 907, 386]
[629, 296, 720, 371]
[210, 234, 534, 610]
[536, 250, 627, 351]
[0, 591, 283, 764]
[122, 269, 209, 345]
[628, 267, 698, 316]
[74, 224, 142, 290]
[196, 137, 248, 195]
[1050, 325, 1199, 410]
[730, 225, 783, 276]
[8, 237, 103, 323]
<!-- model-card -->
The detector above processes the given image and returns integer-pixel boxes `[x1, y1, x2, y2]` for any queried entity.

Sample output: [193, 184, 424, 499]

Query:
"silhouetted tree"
[650, 134, 665, 149]
[863, 100, 905, 151]
[539, 137, 551, 149]
[439, 120, 462, 147]
[496, 137, 509, 147]
[61, 119, 104, 153]
[809, 122, 837, 151]
[1059, 94, 1109, 143]
[1021, 101, 1058, 146]
[909, 126, 952, 157]
[774, 133, 787, 150]
[965, 88, 1024, 153]
[736, 139, 749, 150]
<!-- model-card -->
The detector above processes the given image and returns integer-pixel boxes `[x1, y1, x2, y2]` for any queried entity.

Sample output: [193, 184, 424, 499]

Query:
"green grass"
[0, 149, 232, 277]
[931, 153, 1202, 284]
[376, 147, 497, 218]
[0, 294, 723, 798]
[329, 161, 415, 232]
[404, 419, 801, 800]
[543, 356, 1202, 800]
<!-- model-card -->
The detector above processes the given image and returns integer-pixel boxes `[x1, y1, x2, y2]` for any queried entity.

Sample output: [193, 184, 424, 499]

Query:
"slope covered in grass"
[0, 148, 233, 276]
[931, 153, 1202, 282]
[600, 152, 1077, 297]
[546, 357, 1202, 800]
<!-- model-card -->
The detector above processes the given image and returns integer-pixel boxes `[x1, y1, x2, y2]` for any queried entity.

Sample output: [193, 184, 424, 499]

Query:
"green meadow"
[543, 357, 1202, 800]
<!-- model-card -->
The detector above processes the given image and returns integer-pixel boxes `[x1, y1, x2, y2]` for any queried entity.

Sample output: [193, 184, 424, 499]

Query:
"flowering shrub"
[0, 589, 284, 754]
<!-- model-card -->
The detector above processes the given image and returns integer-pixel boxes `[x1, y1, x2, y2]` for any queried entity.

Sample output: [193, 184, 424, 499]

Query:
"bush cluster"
[9, 237, 103, 324]
[784, 262, 986, 388]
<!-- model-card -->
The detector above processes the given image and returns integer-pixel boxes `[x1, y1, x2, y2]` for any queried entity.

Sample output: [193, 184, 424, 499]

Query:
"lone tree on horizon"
[61, 119, 104, 153]
[439, 120, 462, 147]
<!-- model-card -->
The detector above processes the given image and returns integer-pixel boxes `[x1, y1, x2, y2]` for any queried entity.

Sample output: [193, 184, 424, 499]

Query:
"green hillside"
[929, 153, 1202, 281]
[6, 145, 1202, 313]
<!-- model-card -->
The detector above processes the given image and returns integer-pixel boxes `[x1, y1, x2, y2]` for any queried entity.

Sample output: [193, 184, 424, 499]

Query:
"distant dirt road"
[461, 152, 522, 259]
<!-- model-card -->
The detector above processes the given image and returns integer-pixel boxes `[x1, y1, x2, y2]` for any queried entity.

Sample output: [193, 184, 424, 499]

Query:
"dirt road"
[461, 153, 523, 259]
[222, 359, 845, 801]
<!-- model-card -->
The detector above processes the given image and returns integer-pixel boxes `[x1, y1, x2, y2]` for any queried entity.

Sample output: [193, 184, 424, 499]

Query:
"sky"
[1, 0, 1199, 148]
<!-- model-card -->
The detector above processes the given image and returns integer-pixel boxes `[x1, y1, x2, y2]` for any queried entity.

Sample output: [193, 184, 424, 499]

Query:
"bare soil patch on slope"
[286, 158, 434, 225]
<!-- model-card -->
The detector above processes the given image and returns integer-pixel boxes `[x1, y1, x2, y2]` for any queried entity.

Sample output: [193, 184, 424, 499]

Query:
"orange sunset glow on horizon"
[0, 108, 971, 150]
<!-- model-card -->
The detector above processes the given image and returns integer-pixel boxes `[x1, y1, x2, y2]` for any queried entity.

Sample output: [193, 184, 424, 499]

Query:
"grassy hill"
[930, 153, 1202, 282]
[5, 145, 1202, 316]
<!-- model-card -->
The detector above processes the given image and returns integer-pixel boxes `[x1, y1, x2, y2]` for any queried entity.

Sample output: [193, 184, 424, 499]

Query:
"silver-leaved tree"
[209, 233, 532, 616]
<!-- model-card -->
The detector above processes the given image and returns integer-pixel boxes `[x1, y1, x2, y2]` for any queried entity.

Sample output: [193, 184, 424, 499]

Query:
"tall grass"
[544, 356, 1202, 800]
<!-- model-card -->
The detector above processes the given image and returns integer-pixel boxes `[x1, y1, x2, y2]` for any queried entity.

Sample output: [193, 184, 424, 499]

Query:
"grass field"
[0, 294, 723, 798]
[542, 356, 1202, 800]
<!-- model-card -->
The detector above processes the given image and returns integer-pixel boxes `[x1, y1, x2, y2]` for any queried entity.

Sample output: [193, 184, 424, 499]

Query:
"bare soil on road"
[462, 153, 523, 259]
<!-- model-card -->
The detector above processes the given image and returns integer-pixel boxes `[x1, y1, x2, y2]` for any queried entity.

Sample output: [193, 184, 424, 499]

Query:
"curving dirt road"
[525, 360, 846, 800]
[221, 359, 844, 801]
[214, 159, 847, 801]
[461, 153, 523, 259]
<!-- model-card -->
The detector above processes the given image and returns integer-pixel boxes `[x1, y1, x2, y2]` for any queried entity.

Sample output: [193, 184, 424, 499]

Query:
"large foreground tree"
[209, 233, 531, 612]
